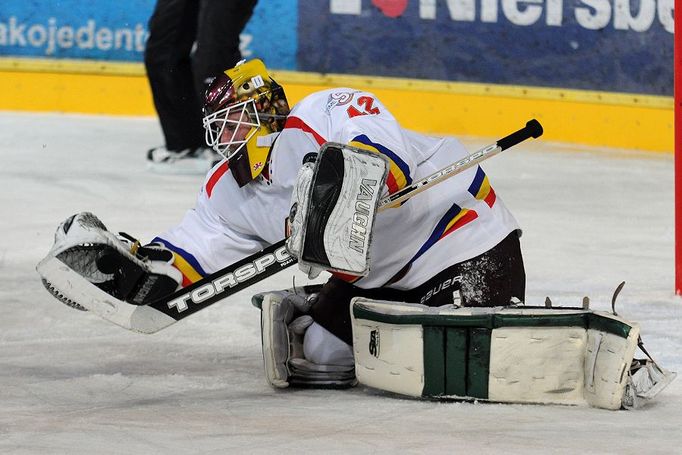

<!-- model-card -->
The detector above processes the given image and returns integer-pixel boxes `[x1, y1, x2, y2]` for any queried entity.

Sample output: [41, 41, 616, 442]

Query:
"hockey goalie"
[37, 59, 674, 410]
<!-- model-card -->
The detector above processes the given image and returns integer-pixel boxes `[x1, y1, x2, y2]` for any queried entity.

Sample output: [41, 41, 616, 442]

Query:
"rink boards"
[0, 0, 674, 152]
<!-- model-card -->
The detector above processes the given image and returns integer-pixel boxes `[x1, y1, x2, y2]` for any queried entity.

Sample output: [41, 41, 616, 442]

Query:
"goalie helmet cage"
[674, 0, 682, 295]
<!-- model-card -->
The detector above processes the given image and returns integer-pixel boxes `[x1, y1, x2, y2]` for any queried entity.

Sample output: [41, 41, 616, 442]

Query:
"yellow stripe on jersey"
[171, 252, 204, 285]
[349, 135, 412, 193]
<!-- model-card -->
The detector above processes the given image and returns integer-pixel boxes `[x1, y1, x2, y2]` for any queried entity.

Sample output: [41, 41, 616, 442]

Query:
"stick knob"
[497, 119, 544, 151]
[526, 119, 543, 138]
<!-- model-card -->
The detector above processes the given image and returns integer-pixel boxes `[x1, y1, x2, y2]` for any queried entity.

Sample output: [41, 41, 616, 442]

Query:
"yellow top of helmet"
[225, 59, 271, 101]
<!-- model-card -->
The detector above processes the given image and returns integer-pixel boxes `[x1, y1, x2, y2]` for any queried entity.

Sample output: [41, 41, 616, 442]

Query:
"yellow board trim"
[0, 57, 673, 152]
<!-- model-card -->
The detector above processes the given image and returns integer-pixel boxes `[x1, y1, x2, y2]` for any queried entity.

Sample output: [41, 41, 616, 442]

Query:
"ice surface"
[1, 112, 680, 454]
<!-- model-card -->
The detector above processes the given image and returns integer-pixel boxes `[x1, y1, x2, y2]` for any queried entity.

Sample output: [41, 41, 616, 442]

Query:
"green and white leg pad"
[351, 298, 675, 410]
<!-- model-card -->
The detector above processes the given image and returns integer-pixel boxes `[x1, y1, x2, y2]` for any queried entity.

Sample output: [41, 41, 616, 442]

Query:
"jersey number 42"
[347, 96, 381, 118]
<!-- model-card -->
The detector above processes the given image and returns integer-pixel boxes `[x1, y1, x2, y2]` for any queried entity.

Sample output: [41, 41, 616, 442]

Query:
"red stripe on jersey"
[331, 271, 362, 284]
[442, 210, 478, 237]
[206, 162, 229, 198]
[284, 116, 326, 145]
[180, 273, 193, 288]
[484, 187, 497, 207]
[385, 172, 399, 194]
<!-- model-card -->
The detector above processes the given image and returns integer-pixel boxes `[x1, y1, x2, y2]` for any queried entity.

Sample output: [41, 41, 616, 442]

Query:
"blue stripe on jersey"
[151, 236, 207, 277]
[351, 134, 413, 186]
[468, 166, 486, 196]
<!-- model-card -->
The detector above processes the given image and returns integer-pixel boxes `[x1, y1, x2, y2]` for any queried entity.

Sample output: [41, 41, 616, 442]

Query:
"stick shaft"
[377, 143, 501, 211]
[378, 119, 543, 211]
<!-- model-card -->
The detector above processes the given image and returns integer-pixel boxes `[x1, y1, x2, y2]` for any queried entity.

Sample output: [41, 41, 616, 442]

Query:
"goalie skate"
[36, 212, 180, 333]
[622, 358, 677, 409]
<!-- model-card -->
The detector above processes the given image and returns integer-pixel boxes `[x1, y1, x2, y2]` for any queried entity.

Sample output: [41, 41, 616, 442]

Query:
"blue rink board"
[296, 0, 673, 96]
[0, 0, 673, 95]
[0, 0, 297, 69]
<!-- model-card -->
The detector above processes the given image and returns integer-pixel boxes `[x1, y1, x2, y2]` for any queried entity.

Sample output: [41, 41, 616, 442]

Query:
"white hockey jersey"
[155, 88, 520, 290]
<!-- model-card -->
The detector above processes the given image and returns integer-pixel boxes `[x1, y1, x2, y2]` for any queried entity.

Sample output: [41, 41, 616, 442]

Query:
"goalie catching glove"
[285, 142, 389, 278]
[37, 212, 182, 311]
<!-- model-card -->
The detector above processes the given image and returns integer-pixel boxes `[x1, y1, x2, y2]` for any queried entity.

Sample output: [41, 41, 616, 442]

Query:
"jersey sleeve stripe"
[283, 116, 327, 145]
[206, 161, 230, 198]
[331, 271, 362, 284]
[349, 135, 412, 194]
[467, 166, 497, 207]
[151, 237, 206, 286]
[483, 188, 497, 207]
[442, 209, 479, 237]
[404, 203, 479, 266]
[173, 255, 204, 287]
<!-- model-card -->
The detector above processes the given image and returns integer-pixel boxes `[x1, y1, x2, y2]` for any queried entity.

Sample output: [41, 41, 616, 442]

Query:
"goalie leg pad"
[259, 290, 356, 389]
[350, 298, 675, 410]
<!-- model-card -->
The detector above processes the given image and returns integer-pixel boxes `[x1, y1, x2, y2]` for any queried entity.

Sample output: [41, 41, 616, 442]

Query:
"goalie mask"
[203, 59, 290, 187]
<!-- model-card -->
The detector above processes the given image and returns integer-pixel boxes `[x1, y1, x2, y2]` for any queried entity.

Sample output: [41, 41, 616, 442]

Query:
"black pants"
[311, 231, 526, 345]
[144, 0, 257, 151]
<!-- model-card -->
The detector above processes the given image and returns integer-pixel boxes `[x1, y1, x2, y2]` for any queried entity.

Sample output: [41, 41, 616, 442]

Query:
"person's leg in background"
[192, 0, 258, 97]
[144, 0, 220, 173]
[145, 0, 204, 152]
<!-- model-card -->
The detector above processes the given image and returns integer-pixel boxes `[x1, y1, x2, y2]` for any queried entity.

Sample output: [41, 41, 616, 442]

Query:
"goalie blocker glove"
[37, 212, 182, 310]
[286, 142, 388, 278]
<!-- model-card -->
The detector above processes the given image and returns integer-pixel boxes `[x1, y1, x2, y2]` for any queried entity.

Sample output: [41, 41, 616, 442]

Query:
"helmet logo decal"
[251, 75, 265, 89]
[253, 161, 264, 171]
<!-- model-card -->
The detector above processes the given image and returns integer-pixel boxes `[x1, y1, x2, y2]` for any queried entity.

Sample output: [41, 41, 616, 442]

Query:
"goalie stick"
[39, 119, 542, 333]
[379, 119, 543, 209]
